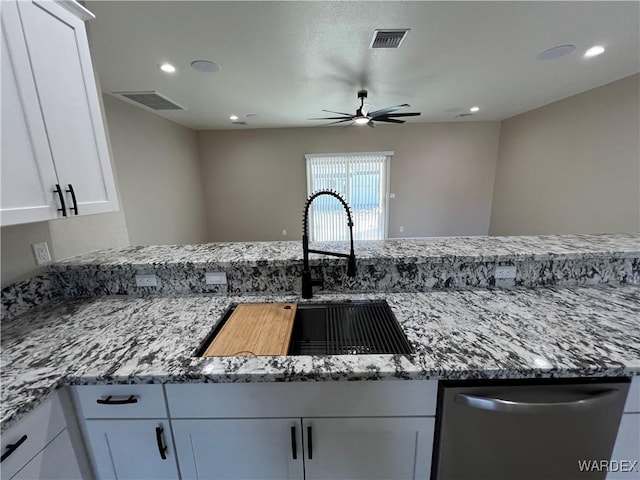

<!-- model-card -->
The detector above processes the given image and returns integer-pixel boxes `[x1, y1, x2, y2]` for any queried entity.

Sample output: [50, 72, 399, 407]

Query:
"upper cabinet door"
[16, 0, 119, 217]
[1, 1, 60, 226]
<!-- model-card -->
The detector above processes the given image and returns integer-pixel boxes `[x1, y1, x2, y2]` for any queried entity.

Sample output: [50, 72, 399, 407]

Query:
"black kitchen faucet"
[301, 190, 357, 299]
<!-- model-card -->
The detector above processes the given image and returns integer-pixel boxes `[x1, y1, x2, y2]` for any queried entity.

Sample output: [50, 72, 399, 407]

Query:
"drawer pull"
[96, 395, 138, 405]
[155, 426, 168, 460]
[307, 426, 313, 460]
[1, 434, 27, 463]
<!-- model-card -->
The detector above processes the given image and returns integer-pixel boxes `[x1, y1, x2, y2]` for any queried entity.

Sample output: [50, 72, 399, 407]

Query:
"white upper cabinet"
[1, 0, 118, 226]
[1, 2, 60, 225]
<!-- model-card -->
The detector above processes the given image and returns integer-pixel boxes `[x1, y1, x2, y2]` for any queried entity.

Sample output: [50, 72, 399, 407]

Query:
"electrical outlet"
[282, 229, 287, 236]
[399, 226, 404, 233]
[31, 242, 51, 265]
[205, 272, 227, 285]
[135, 274, 158, 287]
[389, 193, 396, 199]
[495, 265, 517, 279]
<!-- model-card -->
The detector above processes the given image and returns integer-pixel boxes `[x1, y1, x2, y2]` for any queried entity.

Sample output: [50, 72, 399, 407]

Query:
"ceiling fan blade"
[374, 118, 405, 123]
[369, 104, 410, 118]
[322, 109, 354, 116]
[381, 112, 421, 118]
[308, 116, 353, 120]
[319, 119, 354, 127]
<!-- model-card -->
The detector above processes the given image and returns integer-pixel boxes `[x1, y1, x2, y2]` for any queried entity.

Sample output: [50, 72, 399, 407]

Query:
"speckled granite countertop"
[2, 285, 639, 430]
[53, 233, 640, 266]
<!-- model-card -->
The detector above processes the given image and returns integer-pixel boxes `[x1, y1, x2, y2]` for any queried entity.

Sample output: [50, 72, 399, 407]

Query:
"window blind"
[305, 152, 391, 241]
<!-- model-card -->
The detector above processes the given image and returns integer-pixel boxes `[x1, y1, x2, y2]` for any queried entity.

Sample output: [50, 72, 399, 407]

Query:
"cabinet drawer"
[166, 380, 438, 418]
[1, 393, 66, 479]
[73, 385, 167, 419]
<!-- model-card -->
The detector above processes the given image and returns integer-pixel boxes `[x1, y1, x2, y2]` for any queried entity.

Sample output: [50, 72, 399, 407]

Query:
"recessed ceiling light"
[537, 45, 576, 60]
[159, 63, 176, 73]
[229, 115, 238, 121]
[470, 106, 480, 113]
[584, 45, 605, 58]
[191, 60, 220, 73]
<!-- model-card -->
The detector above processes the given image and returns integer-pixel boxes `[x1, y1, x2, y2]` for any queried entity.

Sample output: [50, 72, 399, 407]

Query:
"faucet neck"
[301, 190, 357, 298]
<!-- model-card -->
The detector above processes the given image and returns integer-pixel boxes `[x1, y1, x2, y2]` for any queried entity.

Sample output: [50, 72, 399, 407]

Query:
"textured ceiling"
[85, 1, 640, 130]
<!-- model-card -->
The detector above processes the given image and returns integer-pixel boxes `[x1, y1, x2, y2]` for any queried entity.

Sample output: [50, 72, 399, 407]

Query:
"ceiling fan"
[309, 89, 421, 128]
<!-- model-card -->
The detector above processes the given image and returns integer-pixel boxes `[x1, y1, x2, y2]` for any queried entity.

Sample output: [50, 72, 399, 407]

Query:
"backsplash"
[3, 233, 639, 322]
[1, 271, 62, 322]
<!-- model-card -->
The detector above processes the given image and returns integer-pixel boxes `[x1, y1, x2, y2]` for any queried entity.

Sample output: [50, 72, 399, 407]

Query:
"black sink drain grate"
[294, 301, 413, 355]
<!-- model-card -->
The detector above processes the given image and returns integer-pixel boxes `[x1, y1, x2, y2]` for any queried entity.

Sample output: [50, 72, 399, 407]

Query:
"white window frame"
[305, 151, 393, 241]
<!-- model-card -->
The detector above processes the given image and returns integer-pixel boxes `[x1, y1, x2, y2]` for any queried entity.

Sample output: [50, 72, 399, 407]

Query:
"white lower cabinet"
[607, 414, 640, 479]
[607, 377, 640, 480]
[171, 417, 434, 480]
[166, 381, 438, 480]
[73, 384, 179, 480]
[172, 419, 304, 480]
[11, 430, 84, 480]
[303, 417, 434, 480]
[1, 390, 90, 480]
[83, 420, 179, 480]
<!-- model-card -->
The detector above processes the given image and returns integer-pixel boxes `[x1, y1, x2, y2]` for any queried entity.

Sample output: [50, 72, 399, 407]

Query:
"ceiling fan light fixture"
[355, 117, 370, 125]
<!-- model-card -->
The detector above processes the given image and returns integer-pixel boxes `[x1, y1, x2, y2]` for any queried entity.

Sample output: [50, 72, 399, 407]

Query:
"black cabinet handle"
[155, 426, 168, 460]
[307, 426, 313, 460]
[54, 184, 67, 216]
[66, 184, 78, 215]
[290, 426, 297, 460]
[1, 434, 27, 463]
[96, 395, 138, 405]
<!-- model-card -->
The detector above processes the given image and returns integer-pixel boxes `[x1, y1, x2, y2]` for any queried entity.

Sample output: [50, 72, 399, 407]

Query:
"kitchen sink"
[195, 300, 413, 357]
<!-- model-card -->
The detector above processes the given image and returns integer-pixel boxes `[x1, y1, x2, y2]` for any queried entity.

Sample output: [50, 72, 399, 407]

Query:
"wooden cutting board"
[202, 303, 297, 357]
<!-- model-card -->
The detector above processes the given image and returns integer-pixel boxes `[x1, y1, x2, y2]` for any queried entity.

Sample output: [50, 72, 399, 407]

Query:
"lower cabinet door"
[171, 418, 304, 480]
[302, 417, 435, 480]
[83, 419, 178, 480]
[11, 429, 83, 480]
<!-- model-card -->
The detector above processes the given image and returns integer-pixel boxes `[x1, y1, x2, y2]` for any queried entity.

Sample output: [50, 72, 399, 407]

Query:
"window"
[305, 152, 392, 241]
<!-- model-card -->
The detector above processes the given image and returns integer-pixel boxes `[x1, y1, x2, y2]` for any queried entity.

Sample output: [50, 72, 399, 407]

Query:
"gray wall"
[197, 122, 501, 241]
[1, 89, 130, 287]
[490, 74, 640, 235]
[103, 95, 208, 245]
[1, 212, 129, 287]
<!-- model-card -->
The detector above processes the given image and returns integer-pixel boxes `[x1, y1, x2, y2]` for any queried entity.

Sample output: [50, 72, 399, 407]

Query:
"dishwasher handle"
[455, 389, 620, 414]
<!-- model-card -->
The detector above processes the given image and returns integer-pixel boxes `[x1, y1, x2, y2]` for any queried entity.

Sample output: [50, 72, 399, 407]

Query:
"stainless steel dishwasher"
[432, 378, 630, 480]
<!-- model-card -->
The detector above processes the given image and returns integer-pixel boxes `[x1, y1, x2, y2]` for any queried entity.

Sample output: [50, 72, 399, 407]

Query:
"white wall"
[103, 95, 208, 245]
[490, 74, 640, 235]
[197, 122, 501, 241]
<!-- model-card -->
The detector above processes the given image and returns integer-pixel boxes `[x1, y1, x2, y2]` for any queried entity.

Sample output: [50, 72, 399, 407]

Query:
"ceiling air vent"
[113, 91, 185, 110]
[370, 29, 410, 49]
[231, 121, 248, 125]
